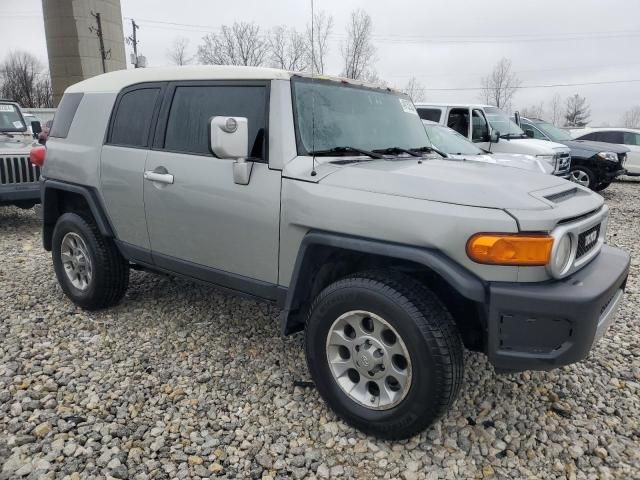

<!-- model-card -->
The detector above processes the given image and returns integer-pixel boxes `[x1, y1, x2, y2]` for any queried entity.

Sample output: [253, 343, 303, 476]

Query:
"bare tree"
[306, 11, 333, 74]
[197, 22, 269, 66]
[341, 9, 376, 80]
[401, 77, 425, 102]
[479, 58, 521, 111]
[564, 93, 590, 127]
[269, 26, 308, 72]
[166, 37, 191, 66]
[0, 51, 53, 108]
[520, 101, 545, 120]
[549, 93, 562, 126]
[621, 106, 640, 128]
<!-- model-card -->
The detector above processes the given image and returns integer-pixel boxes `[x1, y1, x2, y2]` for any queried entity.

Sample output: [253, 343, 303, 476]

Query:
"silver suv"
[39, 66, 629, 439]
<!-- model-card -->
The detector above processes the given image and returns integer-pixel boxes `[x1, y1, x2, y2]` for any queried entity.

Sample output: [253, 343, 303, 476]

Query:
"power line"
[414, 78, 640, 92]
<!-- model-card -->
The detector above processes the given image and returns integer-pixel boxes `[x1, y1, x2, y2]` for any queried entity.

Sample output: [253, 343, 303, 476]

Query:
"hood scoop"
[544, 187, 578, 203]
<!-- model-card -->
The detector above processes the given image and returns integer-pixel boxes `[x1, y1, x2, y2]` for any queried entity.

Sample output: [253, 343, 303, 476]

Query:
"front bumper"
[0, 183, 41, 205]
[486, 245, 629, 372]
[603, 168, 626, 181]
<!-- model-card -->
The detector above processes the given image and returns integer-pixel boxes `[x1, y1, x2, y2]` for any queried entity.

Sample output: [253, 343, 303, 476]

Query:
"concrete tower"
[41, 0, 127, 104]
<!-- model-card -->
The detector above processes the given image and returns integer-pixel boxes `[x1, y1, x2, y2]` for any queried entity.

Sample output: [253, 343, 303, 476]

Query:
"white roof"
[571, 126, 640, 134]
[414, 102, 496, 109]
[65, 65, 398, 94]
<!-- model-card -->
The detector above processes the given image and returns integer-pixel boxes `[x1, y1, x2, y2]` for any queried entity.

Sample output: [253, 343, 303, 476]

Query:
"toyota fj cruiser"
[38, 66, 629, 439]
[0, 100, 42, 208]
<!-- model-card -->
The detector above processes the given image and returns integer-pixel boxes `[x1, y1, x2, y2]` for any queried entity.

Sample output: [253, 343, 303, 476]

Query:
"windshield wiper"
[309, 146, 384, 159]
[372, 146, 421, 157]
[0, 131, 15, 138]
[409, 145, 448, 158]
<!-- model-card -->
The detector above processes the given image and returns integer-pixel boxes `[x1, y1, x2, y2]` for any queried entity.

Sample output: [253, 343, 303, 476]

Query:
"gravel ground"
[1, 179, 639, 480]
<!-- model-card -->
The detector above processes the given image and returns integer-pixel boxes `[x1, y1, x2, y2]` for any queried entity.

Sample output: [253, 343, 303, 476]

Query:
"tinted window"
[577, 132, 600, 141]
[598, 131, 624, 144]
[447, 108, 469, 137]
[164, 85, 267, 158]
[49, 92, 83, 138]
[521, 122, 547, 140]
[623, 132, 640, 146]
[418, 108, 442, 122]
[109, 88, 159, 147]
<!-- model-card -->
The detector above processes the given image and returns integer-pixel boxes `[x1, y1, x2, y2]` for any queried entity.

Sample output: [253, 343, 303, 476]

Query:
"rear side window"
[623, 132, 640, 146]
[417, 108, 442, 122]
[577, 132, 600, 141]
[598, 131, 624, 144]
[164, 85, 267, 159]
[108, 88, 160, 147]
[49, 92, 83, 138]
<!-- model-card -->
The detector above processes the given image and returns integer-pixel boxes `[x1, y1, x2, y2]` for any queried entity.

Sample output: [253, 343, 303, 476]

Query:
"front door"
[143, 82, 281, 287]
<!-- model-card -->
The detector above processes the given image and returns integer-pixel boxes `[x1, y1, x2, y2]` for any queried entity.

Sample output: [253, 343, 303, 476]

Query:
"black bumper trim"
[486, 245, 630, 372]
[0, 184, 41, 204]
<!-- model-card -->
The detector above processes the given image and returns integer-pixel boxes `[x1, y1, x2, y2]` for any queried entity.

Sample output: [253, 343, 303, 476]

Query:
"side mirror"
[525, 130, 534, 138]
[31, 120, 42, 136]
[490, 131, 500, 143]
[209, 116, 252, 185]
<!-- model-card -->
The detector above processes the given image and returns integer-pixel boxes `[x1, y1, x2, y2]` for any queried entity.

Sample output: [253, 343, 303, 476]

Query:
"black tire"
[569, 166, 597, 190]
[593, 182, 611, 192]
[52, 212, 129, 310]
[305, 270, 464, 439]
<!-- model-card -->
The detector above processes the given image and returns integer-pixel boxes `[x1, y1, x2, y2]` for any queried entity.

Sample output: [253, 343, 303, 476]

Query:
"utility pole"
[130, 19, 139, 68]
[89, 11, 110, 73]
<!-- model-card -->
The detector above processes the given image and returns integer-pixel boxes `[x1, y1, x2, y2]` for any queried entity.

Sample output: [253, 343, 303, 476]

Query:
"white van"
[415, 103, 571, 177]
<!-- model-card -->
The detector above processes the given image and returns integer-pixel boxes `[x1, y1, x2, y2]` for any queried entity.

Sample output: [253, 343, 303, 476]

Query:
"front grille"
[556, 153, 571, 174]
[600, 292, 615, 316]
[576, 223, 601, 259]
[0, 156, 41, 185]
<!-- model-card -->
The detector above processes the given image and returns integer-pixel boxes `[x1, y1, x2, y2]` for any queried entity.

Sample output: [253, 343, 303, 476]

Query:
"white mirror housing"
[209, 116, 249, 159]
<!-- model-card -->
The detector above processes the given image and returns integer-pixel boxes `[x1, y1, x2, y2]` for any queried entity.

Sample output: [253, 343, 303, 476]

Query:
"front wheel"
[569, 167, 596, 189]
[593, 182, 611, 192]
[305, 270, 464, 439]
[52, 213, 129, 310]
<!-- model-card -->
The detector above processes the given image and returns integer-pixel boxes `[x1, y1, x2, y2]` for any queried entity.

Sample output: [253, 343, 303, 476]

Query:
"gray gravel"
[1, 179, 639, 480]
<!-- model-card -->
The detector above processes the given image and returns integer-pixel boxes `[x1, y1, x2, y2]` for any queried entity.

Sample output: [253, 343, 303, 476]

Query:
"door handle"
[144, 170, 174, 184]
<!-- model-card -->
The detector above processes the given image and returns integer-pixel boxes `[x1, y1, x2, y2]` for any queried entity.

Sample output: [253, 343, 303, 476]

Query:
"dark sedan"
[518, 117, 628, 191]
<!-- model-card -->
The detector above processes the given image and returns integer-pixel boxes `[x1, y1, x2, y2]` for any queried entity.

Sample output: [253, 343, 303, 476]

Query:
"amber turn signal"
[466, 233, 553, 266]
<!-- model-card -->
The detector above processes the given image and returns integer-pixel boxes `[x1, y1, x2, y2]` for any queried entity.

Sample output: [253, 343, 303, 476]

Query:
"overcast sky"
[2, 0, 639, 124]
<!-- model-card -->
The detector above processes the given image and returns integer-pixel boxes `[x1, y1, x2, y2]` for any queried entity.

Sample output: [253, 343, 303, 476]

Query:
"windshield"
[484, 106, 524, 136]
[424, 124, 483, 155]
[292, 77, 430, 154]
[0, 103, 27, 132]
[533, 120, 572, 142]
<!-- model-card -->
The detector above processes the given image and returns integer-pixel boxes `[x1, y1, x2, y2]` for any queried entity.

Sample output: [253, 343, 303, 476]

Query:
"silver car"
[38, 66, 630, 440]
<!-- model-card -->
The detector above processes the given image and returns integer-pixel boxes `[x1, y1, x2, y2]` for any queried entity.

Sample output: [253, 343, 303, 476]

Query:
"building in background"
[41, 0, 126, 104]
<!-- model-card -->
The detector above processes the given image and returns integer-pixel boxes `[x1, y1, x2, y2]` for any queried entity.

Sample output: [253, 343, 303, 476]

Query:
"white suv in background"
[416, 103, 571, 177]
[571, 127, 640, 176]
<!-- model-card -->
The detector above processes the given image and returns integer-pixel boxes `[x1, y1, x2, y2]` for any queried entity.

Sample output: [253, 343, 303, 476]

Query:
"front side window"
[471, 109, 489, 142]
[521, 123, 546, 140]
[164, 85, 267, 159]
[425, 125, 483, 155]
[418, 108, 442, 122]
[291, 78, 430, 153]
[484, 107, 524, 137]
[577, 132, 600, 141]
[623, 132, 640, 146]
[0, 103, 26, 132]
[109, 88, 159, 147]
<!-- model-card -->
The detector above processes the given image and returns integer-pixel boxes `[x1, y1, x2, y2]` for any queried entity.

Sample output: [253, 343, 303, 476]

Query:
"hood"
[448, 152, 553, 175]
[319, 157, 572, 210]
[561, 139, 629, 156]
[0, 135, 35, 154]
[494, 137, 570, 155]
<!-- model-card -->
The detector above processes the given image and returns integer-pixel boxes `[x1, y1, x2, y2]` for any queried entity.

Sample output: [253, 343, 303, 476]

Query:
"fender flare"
[280, 231, 487, 335]
[41, 179, 115, 250]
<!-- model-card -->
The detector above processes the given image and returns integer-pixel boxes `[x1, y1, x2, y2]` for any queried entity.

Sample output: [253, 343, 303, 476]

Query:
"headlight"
[597, 152, 618, 162]
[551, 234, 572, 274]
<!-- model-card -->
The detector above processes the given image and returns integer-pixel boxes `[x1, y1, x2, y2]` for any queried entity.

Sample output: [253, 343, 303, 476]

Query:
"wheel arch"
[280, 231, 487, 345]
[42, 179, 115, 251]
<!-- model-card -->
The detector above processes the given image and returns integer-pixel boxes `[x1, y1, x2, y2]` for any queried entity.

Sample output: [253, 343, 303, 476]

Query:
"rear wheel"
[52, 213, 129, 310]
[569, 167, 596, 189]
[305, 270, 463, 439]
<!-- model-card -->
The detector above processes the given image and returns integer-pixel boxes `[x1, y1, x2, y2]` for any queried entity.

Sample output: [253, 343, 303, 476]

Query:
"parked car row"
[22, 66, 629, 440]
